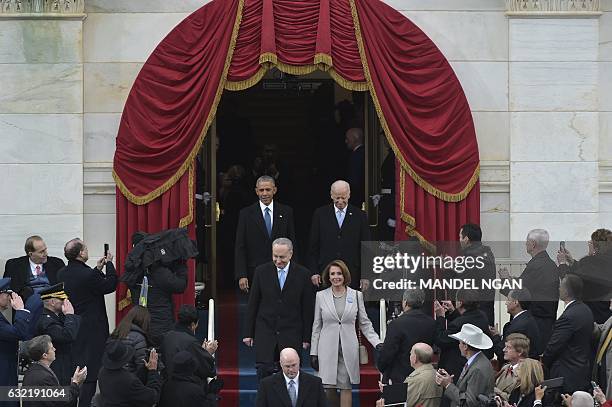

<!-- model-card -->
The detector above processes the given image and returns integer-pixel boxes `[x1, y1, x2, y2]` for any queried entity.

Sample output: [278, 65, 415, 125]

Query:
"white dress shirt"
[259, 200, 274, 229]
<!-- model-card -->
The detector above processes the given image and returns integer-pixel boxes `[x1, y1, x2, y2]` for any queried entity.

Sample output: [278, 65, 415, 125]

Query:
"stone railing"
[506, 0, 601, 12]
[0, 0, 83, 14]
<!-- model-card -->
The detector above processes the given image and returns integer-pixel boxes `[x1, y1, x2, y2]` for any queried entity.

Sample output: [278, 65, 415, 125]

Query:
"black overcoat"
[36, 308, 80, 385]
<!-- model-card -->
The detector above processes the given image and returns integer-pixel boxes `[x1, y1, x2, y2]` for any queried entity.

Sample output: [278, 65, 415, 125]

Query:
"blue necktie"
[278, 269, 286, 290]
[264, 207, 272, 237]
[288, 379, 297, 407]
[336, 210, 344, 228]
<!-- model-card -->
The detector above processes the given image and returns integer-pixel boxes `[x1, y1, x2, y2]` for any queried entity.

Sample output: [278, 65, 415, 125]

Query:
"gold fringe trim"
[179, 162, 195, 228]
[328, 68, 368, 91]
[226, 67, 268, 91]
[118, 289, 132, 312]
[348, 0, 479, 203]
[314, 52, 333, 71]
[259, 52, 278, 67]
[114, 0, 245, 207]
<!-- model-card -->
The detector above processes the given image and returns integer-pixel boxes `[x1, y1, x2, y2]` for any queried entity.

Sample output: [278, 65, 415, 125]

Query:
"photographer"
[127, 231, 188, 347]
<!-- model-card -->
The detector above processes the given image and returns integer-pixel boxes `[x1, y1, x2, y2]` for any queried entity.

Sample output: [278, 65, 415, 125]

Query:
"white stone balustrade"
[0, 0, 83, 14]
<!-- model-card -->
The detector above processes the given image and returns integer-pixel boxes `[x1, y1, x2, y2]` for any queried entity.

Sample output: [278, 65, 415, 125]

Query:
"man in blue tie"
[256, 348, 327, 407]
[235, 175, 296, 293]
[308, 180, 370, 289]
[243, 238, 314, 381]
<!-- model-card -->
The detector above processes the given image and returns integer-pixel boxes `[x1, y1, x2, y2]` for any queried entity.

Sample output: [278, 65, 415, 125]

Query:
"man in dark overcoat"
[243, 238, 314, 380]
[22, 334, 85, 407]
[308, 180, 370, 289]
[234, 175, 296, 293]
[37, 283, 81, 385]
[57, 238, 117, 407]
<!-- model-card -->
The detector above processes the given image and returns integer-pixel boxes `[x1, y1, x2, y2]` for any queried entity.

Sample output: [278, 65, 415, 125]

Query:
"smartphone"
[104, 243, 109, 257]
[560, 241, 566, 251]
[592, 381, 600, 390]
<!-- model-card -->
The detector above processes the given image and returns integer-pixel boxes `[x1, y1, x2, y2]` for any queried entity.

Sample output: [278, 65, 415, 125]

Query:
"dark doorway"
[214, 71, 360, 289]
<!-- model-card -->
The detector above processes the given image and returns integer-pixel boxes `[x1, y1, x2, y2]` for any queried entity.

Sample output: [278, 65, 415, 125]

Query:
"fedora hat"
[449, 323, 493, 350]
[102, 340, 134, 370]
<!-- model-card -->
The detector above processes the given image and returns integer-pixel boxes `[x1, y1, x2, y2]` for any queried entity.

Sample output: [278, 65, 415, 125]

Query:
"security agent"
[37, 283, 81, 386]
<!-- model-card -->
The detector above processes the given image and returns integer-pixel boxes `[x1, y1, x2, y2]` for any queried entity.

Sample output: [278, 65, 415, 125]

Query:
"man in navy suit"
[308, 180, 370, 289]
[490, 288, 541, 360]
[3, 235, 65, 301]
[0, 278, 36, 407]
[542, 275, 594, 393]
[235, 175, 296, 293]
[256, 347, 327, 407]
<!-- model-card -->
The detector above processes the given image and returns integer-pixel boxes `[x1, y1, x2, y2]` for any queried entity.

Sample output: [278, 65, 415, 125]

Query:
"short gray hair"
[330, 180, 350, 194]
[402, 289, 425, 309]
[272, 237, 293, 251]
[526, 229, 549, 250]
[256, 175, 276, 187]
[27, 335, 52, 361]
[571, 391, 594, 407]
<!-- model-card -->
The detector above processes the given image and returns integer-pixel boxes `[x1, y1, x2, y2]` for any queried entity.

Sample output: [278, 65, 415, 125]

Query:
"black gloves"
[310, 355, 319, 371]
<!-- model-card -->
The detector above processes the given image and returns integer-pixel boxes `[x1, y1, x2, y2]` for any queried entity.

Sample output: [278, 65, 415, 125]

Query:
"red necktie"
[505, 366, 513, 377]
[35, 265, 42, 276]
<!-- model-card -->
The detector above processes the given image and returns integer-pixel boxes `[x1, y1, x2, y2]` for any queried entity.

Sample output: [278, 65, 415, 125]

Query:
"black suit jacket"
[378, 308, 436, 384]
[245, 261, 314, 363]
[435, 309, 493, 382]
[234, 201, 296, 281]
[492, 310, 541, 361]
[501, 251, 559, 320]
[22, 363, 79, 407]
[308, 204, 370, 287]
[57, 260, 117, 382]
[3, 255, 65, 298]
[256, 370, 327, 407]
[542, 301, 594, 393]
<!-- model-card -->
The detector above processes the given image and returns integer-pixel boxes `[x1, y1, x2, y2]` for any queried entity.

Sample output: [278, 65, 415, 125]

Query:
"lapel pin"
[279, 215, 283, 218]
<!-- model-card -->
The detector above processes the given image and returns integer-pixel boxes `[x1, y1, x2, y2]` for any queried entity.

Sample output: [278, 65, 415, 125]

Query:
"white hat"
[449, 323, 493, 350]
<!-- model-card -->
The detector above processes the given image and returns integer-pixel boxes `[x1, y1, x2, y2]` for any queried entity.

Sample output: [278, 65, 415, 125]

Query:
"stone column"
[0, 6, 85, 260]
[507, 1, 602, 257]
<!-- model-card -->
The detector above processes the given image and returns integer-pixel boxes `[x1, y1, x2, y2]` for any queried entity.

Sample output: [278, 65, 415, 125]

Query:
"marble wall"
[1, 0, 610, 327]
[0, 19, 84, 260]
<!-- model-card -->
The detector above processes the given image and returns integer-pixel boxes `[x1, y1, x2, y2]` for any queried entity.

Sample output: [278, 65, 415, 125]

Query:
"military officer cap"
[40, 283, 68, 300]
[0, 277, 12, 294]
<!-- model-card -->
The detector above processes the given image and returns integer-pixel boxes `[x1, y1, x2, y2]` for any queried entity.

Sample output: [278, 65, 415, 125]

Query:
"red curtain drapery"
[113, 0, 480, 319]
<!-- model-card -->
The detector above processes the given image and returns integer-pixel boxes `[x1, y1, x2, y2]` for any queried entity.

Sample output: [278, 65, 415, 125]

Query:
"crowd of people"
[1, 172, 611, 407]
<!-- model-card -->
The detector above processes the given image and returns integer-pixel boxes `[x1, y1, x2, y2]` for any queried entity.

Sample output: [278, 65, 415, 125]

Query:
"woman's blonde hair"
[517, 358, 544, 395]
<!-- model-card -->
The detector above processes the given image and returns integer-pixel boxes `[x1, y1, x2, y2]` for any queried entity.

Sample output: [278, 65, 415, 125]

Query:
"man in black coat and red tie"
[243, 238, 314, 381]
[256, 347, 327, 407]
[57, 238, 117, 407]
[308, 180, 370, 289]
[542, 274, 594, 393]
[234, 175, 296, 293]
[4, 235, 65, 301]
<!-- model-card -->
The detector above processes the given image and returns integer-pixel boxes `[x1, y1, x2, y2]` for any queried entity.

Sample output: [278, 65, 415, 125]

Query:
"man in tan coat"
[376, 343, 442, 407]
[405, 343, 443, 407]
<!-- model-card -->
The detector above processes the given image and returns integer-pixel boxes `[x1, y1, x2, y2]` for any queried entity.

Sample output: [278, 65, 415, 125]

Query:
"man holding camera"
[58, 238, 117, 407]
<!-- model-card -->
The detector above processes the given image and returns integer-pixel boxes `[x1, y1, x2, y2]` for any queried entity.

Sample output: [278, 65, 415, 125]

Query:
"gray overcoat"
[310, 287, 382, 385]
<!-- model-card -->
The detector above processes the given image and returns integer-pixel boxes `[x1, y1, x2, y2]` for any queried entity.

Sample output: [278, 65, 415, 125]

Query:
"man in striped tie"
[256, 348, 327, 407]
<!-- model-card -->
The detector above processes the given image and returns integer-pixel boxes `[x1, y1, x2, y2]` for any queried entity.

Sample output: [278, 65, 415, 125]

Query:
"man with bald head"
[498, 228, 559, 351]
[308, 180, 370, 289]
[256, 347, 327, 407]
[57, 238, 117, 407]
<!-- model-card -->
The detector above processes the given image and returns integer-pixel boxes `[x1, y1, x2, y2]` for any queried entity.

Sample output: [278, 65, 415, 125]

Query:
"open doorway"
[213, 70, 362, 290]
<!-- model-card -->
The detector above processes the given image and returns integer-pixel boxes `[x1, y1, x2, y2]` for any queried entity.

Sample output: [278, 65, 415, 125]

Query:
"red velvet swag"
[113, 0, 480, 319]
